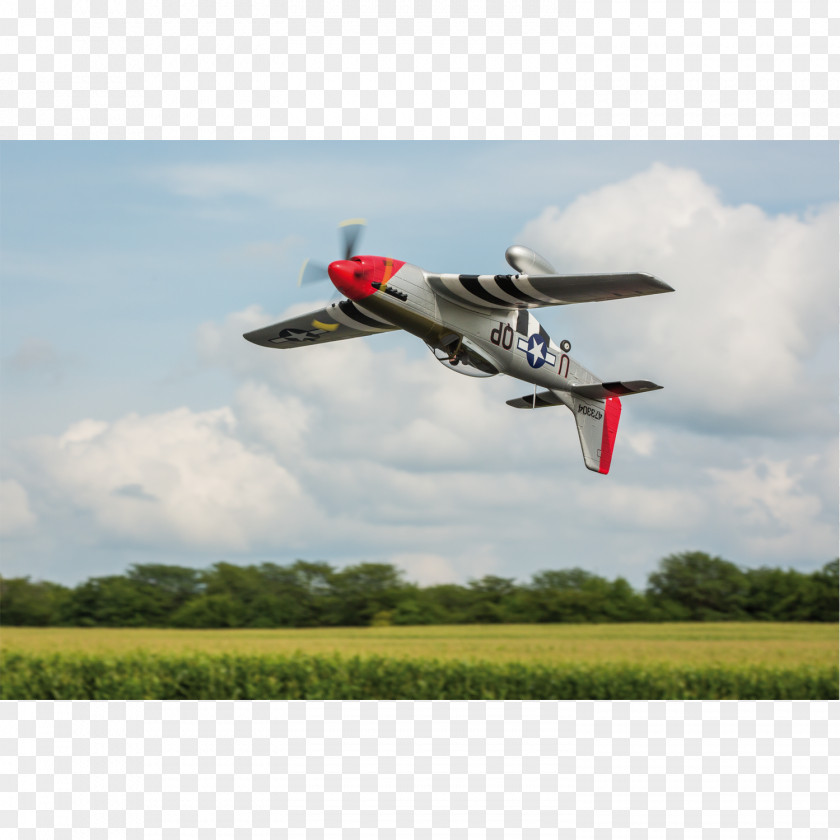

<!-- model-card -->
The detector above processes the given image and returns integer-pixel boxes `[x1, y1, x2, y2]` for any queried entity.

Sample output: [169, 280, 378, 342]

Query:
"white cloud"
[516, 163, 839, 437]
[624, 430, 655, 457]
[0, 479, 37, 537]
[706, 456, 836, 559]
[198, 303, 518, 472]
[17, 407, 316, 552]
[4, 299, 566, 578]
[575, 482, 707, 531]
[233, 381, 311, 464]
[388, 553, 460, 586]
[60, 418, 109, 446]
[4, 163, 837, 586]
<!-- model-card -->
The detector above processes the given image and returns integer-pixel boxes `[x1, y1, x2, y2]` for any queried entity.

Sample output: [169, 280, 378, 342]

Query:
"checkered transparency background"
[2, 0, 838, 139]
[3, 701, 838, 838]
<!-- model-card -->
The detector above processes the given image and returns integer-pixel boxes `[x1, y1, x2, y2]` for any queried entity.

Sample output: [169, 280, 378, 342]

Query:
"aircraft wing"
[243, 299, 396, 349]
[427, 272, 674, 310]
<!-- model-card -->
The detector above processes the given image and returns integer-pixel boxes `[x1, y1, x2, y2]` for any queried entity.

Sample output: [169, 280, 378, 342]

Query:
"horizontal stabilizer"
[571, 380, 662, 400]
[506, 380, 661, 409]
[506, 390, 565, 409]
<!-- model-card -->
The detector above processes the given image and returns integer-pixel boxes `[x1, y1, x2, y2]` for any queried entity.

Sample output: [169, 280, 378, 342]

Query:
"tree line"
[1, 552, 837, 628]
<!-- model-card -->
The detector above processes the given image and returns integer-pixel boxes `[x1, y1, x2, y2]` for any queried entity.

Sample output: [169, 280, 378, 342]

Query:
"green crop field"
[2, 623, 837, 699]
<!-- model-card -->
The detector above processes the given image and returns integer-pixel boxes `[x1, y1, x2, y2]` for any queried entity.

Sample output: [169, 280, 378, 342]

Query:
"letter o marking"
[502, 324, 514, 350]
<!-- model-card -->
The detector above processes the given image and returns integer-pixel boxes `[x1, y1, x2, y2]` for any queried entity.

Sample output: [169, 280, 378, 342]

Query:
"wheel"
[560, 339, 571, 352]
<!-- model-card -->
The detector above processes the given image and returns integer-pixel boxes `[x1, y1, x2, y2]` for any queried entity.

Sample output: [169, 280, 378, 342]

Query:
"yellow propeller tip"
[297, 258, 310, 287]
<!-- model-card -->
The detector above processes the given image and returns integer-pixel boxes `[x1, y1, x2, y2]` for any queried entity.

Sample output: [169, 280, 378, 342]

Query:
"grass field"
[2, 623, 837, 665]
[2, 624, 837, 699]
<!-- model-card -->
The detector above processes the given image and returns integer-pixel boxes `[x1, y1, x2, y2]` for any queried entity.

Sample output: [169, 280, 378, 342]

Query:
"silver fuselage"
[355, 260, 600, 391]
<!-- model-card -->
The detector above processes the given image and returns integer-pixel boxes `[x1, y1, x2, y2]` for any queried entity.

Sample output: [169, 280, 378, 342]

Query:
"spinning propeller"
[297, 218, 367, 287]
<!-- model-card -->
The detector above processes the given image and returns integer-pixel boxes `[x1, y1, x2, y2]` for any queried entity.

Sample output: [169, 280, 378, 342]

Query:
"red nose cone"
[328, 259, 373, 300]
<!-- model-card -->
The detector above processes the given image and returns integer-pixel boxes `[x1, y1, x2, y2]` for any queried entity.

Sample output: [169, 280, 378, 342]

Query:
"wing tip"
[571, 380, 663, 400]
[645, 273, 675, 293]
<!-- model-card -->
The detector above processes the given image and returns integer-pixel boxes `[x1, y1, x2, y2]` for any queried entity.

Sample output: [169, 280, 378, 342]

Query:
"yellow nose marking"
[381, 259, 394, 287]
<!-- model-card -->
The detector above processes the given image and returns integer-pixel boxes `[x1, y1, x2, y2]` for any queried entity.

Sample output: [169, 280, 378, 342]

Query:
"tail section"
[506, 379, 660, 473]
[567, 393, 622, 474]
[507, 386, 631, 474]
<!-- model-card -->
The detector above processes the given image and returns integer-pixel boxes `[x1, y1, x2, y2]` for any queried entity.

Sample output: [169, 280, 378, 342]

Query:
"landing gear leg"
[447, 337, 463, 364]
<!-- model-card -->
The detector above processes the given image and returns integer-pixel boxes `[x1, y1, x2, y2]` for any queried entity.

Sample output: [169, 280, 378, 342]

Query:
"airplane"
[243, 220, 674, 474]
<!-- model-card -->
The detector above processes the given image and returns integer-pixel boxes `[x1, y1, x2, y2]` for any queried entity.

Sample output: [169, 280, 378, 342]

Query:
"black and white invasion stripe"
[326, 300, 395, 332]
[515, 309, 551, 345]
[433, 274, 563, 309]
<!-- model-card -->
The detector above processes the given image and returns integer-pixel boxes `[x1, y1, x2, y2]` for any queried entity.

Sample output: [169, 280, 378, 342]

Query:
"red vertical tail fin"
[565, 393, 622, 474]
[597, 397, 622, 474]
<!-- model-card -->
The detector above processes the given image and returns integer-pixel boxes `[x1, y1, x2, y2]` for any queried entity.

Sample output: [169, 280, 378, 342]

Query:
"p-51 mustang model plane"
[244, 220, 674, 474]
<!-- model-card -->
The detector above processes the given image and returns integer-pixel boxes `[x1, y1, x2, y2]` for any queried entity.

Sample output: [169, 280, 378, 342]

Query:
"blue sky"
[1, 141, 837, 587]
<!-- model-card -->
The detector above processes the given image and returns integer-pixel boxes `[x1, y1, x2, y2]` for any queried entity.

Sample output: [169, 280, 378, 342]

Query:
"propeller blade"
[339, 217, 366, 260]
[295, 219, 366, 289]
[297, 258, 330, 286]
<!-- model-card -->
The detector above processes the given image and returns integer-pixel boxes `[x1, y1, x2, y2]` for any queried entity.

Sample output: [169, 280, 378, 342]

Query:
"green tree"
[199, 563, 274, 627]
[607, 576, 652, 621]
[411, 583, 475, 624]
[744, 561, 840, 622]
[278, 560, 336, 626]
[811, 559, 839, 622]
[743, 567, 807, 620]
[160, 560, 339, 628]
[524, 568, 640, 623]
[646, 551, 748, 621]
[244, 561, 336, 627]
[0, 576, 71, 625]
[125, 564, 203, 625]
[389, 583, 437, 625]
[327, 563, 408, 626]
[62, 575, 154, 627]
[170, 593, 246, 628]
[466, 575, 519, 623]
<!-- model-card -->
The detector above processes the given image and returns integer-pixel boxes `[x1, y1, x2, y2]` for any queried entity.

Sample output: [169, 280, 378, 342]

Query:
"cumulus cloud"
[199, 304, 518, 472]
[706, 456, 836, 559]
[0, 479, 37, 537]
[516, 163, 839, 437]
[574, 482, 707, 531]
[3, 301, 573, 580]
[4, 163, 837, 585]
[389, 553, 461, 585]
[15, 407, 316, 553]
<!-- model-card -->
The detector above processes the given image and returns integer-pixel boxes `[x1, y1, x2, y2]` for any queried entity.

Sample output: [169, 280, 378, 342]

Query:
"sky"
[1, 141, 838, 588]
